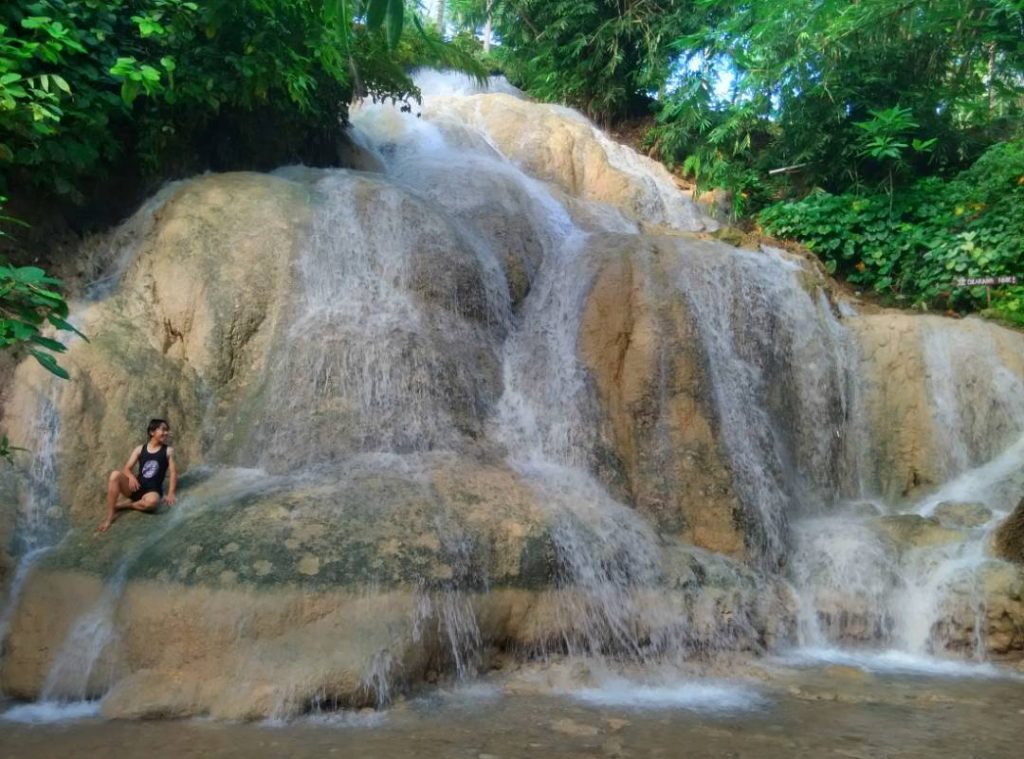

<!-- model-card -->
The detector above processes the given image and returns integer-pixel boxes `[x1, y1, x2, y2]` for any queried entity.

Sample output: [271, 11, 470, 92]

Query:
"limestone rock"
[933, 501, 993, 529]
[849, 314, 1024, 502]
[994, 497, 1024, 564]
[870, 514, 966, 552]
[0, 464, 794, 716]
[425, 94, 716, 234]
[578, 235, 745, 556]
[941, 561, 1024, 657]
[2, 173, 307, 522]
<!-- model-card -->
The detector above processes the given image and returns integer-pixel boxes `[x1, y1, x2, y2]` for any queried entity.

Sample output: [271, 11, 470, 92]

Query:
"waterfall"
[788, 317, 1024, 664]
[673, 245, 852, 567]
[4, 72, 1024, 721]
[351, 92, 702, 660]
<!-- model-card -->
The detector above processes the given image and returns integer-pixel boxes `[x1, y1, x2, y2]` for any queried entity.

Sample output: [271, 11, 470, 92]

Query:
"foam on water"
[1, 700, 101, 724]
[288, 710, 389, 729]
[915, 430, 1024, 517]
[569, 678, 765, 712]
[778, 647, 1014, 679]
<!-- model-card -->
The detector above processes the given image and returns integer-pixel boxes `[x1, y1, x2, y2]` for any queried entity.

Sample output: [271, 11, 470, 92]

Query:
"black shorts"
[135, 485, 163, 499]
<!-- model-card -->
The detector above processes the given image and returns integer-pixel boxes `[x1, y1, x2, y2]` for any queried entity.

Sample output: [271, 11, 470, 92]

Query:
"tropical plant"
[759, 140, 1024, 324]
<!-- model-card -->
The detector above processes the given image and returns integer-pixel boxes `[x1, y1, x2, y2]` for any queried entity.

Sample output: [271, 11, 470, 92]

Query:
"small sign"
[955, 275, 1018, 287]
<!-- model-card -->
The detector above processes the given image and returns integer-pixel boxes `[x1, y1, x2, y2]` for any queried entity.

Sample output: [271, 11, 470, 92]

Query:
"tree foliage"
[481, 0, 693, 123]
[760, 141, 1024, 324]
[0, 193, 81, 462]
[653, 0, 1024, 196]
[0, 0, 485, 204]
[479, 1, 1024, 320]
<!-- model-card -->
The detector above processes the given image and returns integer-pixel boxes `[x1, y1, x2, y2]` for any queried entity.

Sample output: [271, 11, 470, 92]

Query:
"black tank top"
[137, 444, 168, 494]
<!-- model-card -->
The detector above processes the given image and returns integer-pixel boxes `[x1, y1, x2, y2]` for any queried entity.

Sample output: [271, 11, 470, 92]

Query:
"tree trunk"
[987, 42, 996, 113]
[483, 14, 492, 53]
[435, 0, 445, 32]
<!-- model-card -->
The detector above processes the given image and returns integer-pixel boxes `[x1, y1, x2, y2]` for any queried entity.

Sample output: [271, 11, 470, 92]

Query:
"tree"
[652, 0, 1024, 196]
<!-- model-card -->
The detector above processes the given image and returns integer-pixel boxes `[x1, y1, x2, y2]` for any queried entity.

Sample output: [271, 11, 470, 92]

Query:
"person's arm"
[123, 446, 142, 492]
[165, 447, 177, 506]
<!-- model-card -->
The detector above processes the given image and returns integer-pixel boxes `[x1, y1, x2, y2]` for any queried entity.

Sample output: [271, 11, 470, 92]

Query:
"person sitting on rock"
[98, 418, 177, 533]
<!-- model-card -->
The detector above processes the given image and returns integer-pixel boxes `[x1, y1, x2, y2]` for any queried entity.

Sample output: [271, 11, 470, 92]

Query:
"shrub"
[759, 141, 1024, 325]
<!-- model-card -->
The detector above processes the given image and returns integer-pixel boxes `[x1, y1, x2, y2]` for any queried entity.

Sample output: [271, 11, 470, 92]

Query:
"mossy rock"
[41, 464, 559, 592]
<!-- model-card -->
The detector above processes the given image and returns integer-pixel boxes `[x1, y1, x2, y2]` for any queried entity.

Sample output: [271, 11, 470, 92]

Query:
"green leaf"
[28, 348, 70, 379]
[47, 314, 87, 341]
[12, 266, 48, 283]
[29, 334, 66, 352]
[365, 0, 388, 31]
[50, 74, 71, 95]
[21, 16, 54, 31]
[386, 0, 404, 48]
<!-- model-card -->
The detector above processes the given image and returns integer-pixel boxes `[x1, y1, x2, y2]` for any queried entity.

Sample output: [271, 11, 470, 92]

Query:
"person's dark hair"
[147, 418, 169, 437]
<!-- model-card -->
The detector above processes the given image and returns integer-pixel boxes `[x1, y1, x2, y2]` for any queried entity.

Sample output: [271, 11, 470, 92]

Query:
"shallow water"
[3, 664, 1022, 758]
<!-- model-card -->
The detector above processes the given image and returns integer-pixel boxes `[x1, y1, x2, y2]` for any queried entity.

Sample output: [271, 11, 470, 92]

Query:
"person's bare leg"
[98, 471, 134, 533]
[115, 492, 160, 514]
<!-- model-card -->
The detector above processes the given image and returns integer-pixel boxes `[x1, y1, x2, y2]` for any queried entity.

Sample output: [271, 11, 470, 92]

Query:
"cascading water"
[788, 313, 1024, 668]
[673, 245, 852, 568]
[0, 188, 175, 692]
[349, 89, 716, 663]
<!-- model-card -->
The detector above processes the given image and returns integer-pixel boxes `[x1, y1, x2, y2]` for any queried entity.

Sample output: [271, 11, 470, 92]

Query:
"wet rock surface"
[994, 497, 1024, 563]
[578, 236, 745, 556]
[932, 500, 993, 528]
[869, 514, 967, 552]
[1, 463, 795, 717]
[849, 314, 1024, 502]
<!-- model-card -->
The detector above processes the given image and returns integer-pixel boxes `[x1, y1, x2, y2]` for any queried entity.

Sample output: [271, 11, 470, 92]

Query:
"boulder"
[870, 514, 967, 552]
[0, 463, 795, 717]
[0, 171, 521, 520]
[933, 501, 993, 529]
[994, 497, 1024, 564]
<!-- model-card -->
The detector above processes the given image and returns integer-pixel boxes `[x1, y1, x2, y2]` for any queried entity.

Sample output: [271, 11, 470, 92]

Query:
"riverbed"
[3, 658, 1021, 758]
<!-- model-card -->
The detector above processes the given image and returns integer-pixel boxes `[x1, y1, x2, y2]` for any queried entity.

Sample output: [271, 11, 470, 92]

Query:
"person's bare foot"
[97, 511, 120, 533]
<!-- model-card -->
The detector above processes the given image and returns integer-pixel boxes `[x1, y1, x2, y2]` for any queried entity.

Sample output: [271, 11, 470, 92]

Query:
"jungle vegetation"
[452, 0, 1024, 324]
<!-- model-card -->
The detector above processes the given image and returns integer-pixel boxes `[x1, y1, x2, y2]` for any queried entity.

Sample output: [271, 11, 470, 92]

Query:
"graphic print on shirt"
[141, 460, 159, 479]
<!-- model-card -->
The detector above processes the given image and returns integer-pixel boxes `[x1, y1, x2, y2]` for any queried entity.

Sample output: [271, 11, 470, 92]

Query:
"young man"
[97, 418, 177, 533]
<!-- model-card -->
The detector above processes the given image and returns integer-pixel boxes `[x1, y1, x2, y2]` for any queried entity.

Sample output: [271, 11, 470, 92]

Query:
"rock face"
[423, 94, 716, 234]
[994, 497, 1024, 563]
[0, 144, 797, 718]
[578, 235, 745, 556]
[1, 463, 795, 718]
[849, 315, 1024, 502]
[2, 173, 308, 522]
